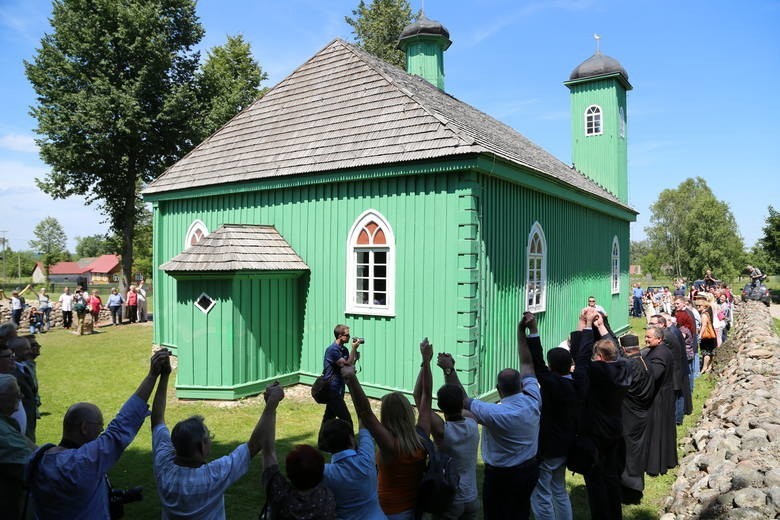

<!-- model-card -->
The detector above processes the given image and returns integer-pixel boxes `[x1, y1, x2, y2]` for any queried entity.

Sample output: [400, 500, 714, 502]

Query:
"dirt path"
[770, 302, 780, 319]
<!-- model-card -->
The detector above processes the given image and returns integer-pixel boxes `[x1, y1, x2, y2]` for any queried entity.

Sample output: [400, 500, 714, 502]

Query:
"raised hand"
[420, 337, 433, 363]
[437, 352, 454, 371]
[264, 382, 284, 404]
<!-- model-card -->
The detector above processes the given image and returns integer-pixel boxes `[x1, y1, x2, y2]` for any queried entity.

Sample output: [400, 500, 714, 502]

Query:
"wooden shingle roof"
[145, 39, 630, 210]
[160, 225, 308, 273]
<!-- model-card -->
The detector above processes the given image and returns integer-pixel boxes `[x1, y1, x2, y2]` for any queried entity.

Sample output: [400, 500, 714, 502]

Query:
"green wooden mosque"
[143, 14, 637, 400]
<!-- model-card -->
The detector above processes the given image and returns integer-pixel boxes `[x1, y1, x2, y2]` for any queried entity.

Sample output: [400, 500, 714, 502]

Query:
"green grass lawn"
[33, 321, 715, 519]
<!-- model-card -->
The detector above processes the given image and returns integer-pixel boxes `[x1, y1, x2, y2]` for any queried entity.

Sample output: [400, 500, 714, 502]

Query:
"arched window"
[611, 236, 620, 294]
[185, 220, 209, 249]
[346, 210, 395, 316]
[585, 105, 602, 135]
[525, 222, 547, 313]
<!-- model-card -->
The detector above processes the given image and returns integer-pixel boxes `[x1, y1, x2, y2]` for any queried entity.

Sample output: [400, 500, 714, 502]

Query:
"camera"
[109, 485, 143, 519]
[357, 338, 365, 344]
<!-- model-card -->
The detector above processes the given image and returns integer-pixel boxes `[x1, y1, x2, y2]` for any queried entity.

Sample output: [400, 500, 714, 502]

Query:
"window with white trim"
[185, 220, 209, 249]
[346, 210, 395, 316]
[619, 106, 626, 138]
[195, 292, 216, 314]
[585, 105, 602, 135]
[611, 236, 620, 294]
[525, 222, 547, 312]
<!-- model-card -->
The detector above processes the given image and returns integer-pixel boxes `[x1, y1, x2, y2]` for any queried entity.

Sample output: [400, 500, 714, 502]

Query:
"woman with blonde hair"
[341, 339, 433, 519]
[696, 296, 718, 374]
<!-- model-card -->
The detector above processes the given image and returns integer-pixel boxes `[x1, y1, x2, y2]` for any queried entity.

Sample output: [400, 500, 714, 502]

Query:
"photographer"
[26, 349, 169, 519]
[317, 324, 361, 449]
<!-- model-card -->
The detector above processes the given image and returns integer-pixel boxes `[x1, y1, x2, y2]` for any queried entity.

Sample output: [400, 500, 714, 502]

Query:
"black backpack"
[416, 428, 459, 514]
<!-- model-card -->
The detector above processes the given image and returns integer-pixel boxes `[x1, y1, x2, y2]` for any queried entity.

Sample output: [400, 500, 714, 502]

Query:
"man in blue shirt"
[439, 315, 541, 520]
[318, 324, 361, 450]
[632, 284, 645, 317]
[320, 418, 386, 519]
[150, 350, 266, 519]
[27, 349, 170, 519]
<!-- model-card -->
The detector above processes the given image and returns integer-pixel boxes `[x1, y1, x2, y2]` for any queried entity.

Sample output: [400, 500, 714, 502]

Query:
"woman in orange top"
[341, 339, 433, 519]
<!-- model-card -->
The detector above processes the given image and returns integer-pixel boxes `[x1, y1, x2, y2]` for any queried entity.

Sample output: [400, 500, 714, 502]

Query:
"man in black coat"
[572, 308, 631, 520]
[524, 312, 579, 519]
[643, 326, 677, 476]
[618, 334, 654, 504]
[653, 314, 693, 424]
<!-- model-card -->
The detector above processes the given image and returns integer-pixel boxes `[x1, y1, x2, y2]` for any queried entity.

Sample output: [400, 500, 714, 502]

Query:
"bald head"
[0, 322, 17, 348]
[496, 368, 522, 398]
[0, 373, 19, 416]
[63, 402, 104, 445]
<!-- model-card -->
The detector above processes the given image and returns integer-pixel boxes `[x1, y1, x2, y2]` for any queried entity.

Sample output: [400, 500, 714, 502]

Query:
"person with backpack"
[340, 339, 433, 519]
[72, 289, 88, 336]
[438, 317, 540, 520]
[425, 364, 479, 519]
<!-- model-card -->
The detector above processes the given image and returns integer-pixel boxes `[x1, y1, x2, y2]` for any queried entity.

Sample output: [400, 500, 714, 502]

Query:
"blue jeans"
[531, 456, 572, 520]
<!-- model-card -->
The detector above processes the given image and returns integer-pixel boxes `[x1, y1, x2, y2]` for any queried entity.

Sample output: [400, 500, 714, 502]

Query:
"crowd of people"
[2, 281, 149, 335]
[0, 296, 711, 520]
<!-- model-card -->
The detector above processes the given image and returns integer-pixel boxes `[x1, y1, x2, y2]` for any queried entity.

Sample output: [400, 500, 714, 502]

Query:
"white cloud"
[0, 134, 38, 153]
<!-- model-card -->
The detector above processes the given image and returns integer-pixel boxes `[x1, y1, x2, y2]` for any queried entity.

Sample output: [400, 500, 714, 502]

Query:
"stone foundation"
[661, 301, 780, 519]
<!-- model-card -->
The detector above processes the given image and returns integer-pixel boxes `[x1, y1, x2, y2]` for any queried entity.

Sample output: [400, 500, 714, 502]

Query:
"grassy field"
[32, 320, 715, 519]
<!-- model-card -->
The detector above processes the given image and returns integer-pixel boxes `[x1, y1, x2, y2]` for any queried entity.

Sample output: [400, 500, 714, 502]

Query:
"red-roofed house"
[47, 255, 121, 285]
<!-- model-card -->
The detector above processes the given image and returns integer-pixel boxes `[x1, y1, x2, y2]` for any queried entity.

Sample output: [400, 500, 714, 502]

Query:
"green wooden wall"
[153, 173, 475, 399]
[568, 77, 629, 203]
[475, 172, 630, 397]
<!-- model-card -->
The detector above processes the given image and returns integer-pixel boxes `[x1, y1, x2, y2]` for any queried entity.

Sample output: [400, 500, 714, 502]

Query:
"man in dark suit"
[651, 314, 692, 425]
[7, 336, 37, 442]
[573, 308, 631, 520]
[524, 312, 579, 520]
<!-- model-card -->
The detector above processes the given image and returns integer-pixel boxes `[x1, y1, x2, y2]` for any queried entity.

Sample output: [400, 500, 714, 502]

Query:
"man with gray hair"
[0, 373, 33, 518]
[27, 350, 169, 519]
[150, 349, 267, 518]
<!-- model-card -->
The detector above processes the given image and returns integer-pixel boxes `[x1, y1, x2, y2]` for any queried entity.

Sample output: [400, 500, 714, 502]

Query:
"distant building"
[630, 264, 642, 275]
[47, 254, 121, 285]
[144, 15, 637, 400]
[31, 262, 46, 284]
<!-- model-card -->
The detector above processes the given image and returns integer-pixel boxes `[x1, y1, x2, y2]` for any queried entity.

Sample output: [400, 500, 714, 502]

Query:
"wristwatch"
[443, 367, 453, 376]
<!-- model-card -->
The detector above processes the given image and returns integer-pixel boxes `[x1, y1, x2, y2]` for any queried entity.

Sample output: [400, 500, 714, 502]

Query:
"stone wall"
[662, 301, 780, 519]
[0, 300, 113, 329]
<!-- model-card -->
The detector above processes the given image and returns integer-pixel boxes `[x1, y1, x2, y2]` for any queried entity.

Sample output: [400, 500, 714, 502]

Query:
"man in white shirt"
[58, 287, 74, 329]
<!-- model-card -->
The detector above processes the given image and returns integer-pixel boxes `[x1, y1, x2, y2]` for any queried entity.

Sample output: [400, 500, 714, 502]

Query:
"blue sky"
[1, 0, 778, 252]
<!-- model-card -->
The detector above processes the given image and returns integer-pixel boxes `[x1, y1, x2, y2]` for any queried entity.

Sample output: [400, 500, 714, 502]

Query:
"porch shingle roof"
[160, 225, 308, 272]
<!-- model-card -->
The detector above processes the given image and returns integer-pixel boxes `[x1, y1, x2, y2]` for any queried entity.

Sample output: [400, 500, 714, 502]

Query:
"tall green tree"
[25, 0, 204, 287]
[757, 205, 780, 273]
[75, 234, 112, 258]
[197, 34, 267, 141]
[345, 0, 416, 68]
[107, 203, 153, 278]
[646, 177, 744, 281]
[29, 217, 68, 279]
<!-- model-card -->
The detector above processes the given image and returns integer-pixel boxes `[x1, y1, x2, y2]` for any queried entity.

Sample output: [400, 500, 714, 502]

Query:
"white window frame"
[525, 222, 547, 313]
[611, 236, 620, 294]
[585, 105, 603, 136]
[619, 106, 626, 138]
[345, 209, 395, 317]
[185, 219, 209, 249]
[194, 292, 216, 314]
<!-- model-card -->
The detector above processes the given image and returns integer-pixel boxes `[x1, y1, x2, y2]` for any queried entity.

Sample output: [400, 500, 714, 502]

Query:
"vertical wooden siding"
[569, 78, 629, 203]
[477, 173, 630, 396]
[154, 173, 470, 398]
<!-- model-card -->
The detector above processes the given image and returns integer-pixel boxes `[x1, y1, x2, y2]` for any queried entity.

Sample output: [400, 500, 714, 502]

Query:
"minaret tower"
[564, 37, 632, 203]
[397, 13, 451, 90]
